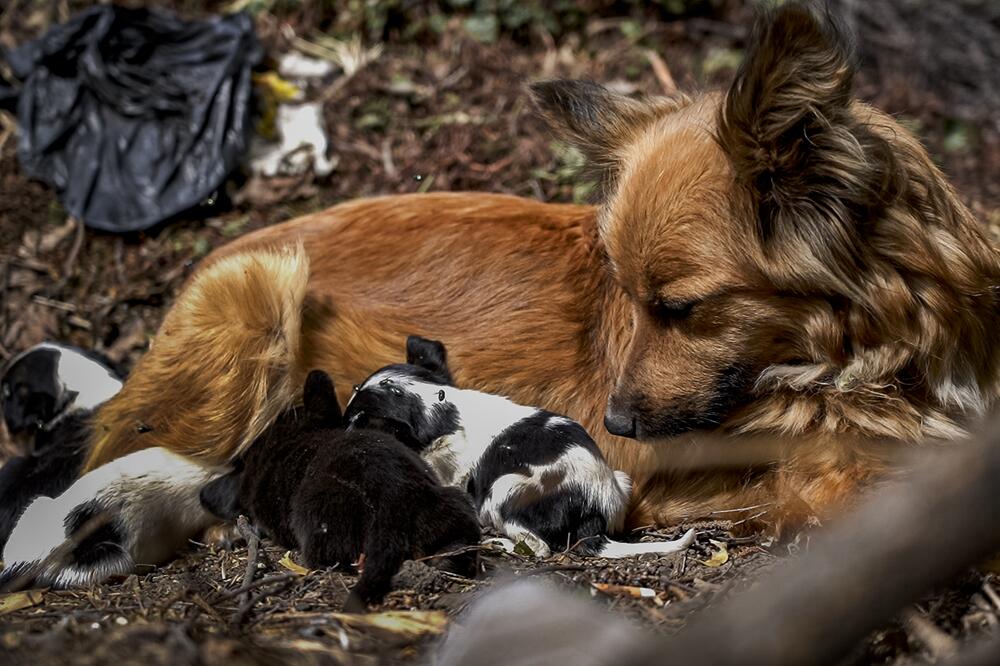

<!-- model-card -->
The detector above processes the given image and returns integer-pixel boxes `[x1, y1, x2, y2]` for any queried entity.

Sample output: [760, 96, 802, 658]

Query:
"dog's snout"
[604, 398, 637, 438]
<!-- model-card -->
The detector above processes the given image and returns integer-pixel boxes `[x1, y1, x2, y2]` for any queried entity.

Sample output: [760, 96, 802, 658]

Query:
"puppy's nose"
[604, 405, 637, 438]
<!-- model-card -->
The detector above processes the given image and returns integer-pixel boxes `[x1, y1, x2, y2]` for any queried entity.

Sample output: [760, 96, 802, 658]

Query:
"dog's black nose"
[604, 409, 637, 438]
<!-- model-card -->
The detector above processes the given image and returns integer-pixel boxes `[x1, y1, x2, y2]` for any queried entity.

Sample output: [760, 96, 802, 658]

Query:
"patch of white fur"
[478, 446, 629, 544]
[37, 343, 123, 412]
[613, 471, 633, 501]
[432, 386, 536, 487]
[755, 363, 832, 392]
[499, 520, 551, 558]
[2, 447, 218, 587]
[546, 415, 573, 429]
[597, 528, 696, 559]
[354, 369, 537, 486]
[932, 367, 987, 416]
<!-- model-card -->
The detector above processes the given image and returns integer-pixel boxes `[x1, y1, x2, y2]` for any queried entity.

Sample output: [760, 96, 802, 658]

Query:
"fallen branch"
[213, 572, 298, 604]
[645, 418, 1000, 665]
[235, 515, 260, 607]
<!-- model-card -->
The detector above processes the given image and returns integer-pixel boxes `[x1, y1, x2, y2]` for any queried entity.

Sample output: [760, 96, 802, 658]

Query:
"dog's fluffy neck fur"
[727, 116, 1000, 443]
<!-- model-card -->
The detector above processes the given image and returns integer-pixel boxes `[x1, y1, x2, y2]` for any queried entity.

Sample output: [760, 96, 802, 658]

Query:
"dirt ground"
[1, 1, 1000, 664]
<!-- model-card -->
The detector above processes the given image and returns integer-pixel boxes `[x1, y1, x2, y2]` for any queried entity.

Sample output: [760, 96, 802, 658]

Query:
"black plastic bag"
[4, 6, 262, 232]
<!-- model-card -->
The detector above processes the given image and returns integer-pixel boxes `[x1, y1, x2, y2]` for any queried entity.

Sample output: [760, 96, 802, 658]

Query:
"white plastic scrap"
[278, 52, 335, 81]
[248, 102, 336, 178]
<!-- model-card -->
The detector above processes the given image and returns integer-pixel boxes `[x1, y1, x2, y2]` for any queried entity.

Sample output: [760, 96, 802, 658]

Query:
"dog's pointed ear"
[406, 336, 452, 384]
[717, 5, 896, 296]
[303, 370, 343, 426]
[529, 79, 683, 175]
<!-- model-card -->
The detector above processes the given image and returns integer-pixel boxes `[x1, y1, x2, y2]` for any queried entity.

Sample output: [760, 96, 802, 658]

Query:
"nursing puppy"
[0, 447, 216, 590]
[83, 4, 1000, 535]
[0, 343, 125, 550]
[199, 370, 481, 608]
[346, 336, 695, 558]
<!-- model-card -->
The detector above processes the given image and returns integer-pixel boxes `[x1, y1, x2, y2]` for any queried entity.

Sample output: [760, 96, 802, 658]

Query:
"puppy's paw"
[201, 523, 242, 551]
[482, 537, 516, 553]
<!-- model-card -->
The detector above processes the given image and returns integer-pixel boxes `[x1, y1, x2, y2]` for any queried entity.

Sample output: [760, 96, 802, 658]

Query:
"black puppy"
[0, 343, 124, 550]
[199, 370, 481, 609]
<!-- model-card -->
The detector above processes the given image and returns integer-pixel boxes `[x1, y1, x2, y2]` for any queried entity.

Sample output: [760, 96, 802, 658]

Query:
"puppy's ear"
[406, 336, 452, 384]
[529, 79, 684, 177]
[303, 370, 343, 426]
[717, 5, 896, 298]
[199, 471, 243, 521]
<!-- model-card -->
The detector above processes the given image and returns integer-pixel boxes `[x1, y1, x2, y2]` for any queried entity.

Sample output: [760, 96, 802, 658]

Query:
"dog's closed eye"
[649, 298, 697, 323]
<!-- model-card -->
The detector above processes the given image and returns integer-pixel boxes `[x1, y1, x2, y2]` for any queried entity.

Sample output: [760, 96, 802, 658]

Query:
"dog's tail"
[84, 245, 310, 472]
[594, 528, 697, 559]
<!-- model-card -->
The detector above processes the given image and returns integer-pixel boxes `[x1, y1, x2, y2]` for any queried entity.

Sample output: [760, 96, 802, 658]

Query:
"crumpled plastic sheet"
[3, 6, 262, 232]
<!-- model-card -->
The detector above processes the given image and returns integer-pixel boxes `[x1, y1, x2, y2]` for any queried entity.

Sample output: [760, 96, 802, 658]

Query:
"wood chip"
[0, 589, 45, 615]
[329, 610, 448, 640]
[591, 583, 657, 600]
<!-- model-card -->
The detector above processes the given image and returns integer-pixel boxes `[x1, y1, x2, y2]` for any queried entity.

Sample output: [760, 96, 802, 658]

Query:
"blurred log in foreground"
[439, 417, 1000, 665]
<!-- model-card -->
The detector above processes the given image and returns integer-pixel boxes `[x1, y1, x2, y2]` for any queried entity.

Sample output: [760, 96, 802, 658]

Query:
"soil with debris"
[2, 1, 1000, 664]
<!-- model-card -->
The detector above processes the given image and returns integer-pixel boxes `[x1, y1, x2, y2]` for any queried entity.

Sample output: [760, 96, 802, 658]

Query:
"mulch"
[0, 522, 760, 664]
[1, 1, 1000, 663]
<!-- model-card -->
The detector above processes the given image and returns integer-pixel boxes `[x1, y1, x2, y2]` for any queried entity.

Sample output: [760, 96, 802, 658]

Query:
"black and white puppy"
[0, 342, 125, 550]
[344, 336, 696, 558]
[1, 446, 218, 589]
[199, 369, 482, 609]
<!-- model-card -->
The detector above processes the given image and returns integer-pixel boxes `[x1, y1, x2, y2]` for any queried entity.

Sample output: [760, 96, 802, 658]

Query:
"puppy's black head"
[199, 462, 246, 521]
[303, 369, 343, 428]
[2, 343, 123, 448]
[1, 347, 64, 437]
[343, 336, 459, 451]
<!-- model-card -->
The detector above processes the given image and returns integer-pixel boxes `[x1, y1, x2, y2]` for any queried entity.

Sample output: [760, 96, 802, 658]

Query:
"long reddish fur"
[85, 6, 1000, 534]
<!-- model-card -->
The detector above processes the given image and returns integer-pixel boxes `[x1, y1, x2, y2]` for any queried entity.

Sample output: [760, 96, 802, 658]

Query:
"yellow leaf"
[279, 551, 310, 576]
[699, 539, 729, 567]
[0, 589, 44, 615]
[252, 72, 302, 139]
[330, 610, 448, 640]
[253, 72, 301, 103]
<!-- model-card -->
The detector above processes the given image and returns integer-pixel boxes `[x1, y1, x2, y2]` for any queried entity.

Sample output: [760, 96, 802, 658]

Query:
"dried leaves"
[278, 552, 310, 576]
[699, 540, 729, 568]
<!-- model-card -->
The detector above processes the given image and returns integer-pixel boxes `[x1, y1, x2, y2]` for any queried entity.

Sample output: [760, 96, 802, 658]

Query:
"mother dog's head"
[533, 5, 1000, 442]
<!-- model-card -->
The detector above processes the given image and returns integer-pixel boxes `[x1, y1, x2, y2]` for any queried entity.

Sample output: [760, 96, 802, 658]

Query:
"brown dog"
[84, 5, 999, 534]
